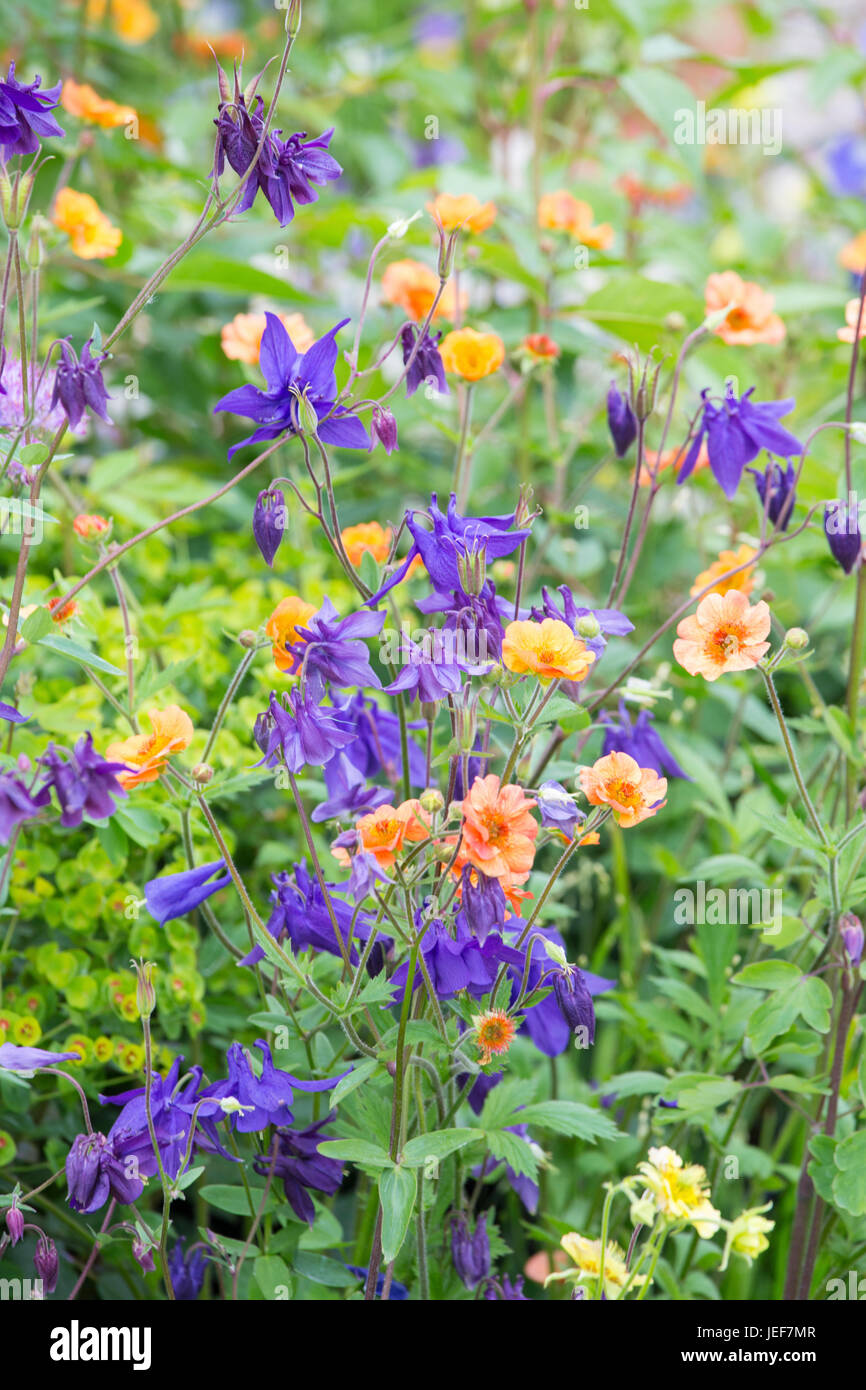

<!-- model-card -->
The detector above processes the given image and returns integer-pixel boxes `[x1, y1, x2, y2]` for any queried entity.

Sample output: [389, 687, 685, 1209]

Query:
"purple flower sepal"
[50, 338, 111, 430]
[254, 1118, 343, 1223]
[677, 385, 802, 499]
[254, 688, 356, 773]
[401, 325, 448, 397]
[0, 62, 64, 158]
[145, 859, 232, 926]
[203, 1039, 348, 1133]
[599, 699, 690, 780]
[0, 773, 50, 843]
[66, 1130, 144, 1213]
[38, 732, 129, 828]
[607, 381, 637, 457]
[0, 1042, 79, 1073]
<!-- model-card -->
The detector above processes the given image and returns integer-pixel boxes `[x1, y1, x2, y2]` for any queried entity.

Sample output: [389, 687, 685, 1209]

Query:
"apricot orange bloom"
[426, 193, 497, 234]
[673, 590, 771, 681]
[61, 79, 136, 128]
[840, 232, 866, 275]
[73, 513, 110, 540]
[691, 544, 757, 599]
[356, 801, 430, 867]
[837, 298, 866, 344]
[502, 618, 596, 682]
[381, 259, 465, 322]
[639, 440, 709, 486]
[579, 751, 667, 828]
[704, 271, 785, 346]
[86, 0, 159, 43]
[521, 333, 560, 360]
[105, 706, 194, 788]
[52, 188, 122, 260]
[47, 597, 79, 625]
[537, 191, 613, 249]
[220, 312, 314, 364]
[461, 774, 538, 880]
[473, 1008, 515, 1065]
[341, 521, 393, 567]
[265, 595, 318, 673]
[440, 328, 505, 381]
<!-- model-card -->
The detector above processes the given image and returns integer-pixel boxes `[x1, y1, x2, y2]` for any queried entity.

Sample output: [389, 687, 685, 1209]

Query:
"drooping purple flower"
[506, 926, 615, 1058]
[391, 911, 523, 1002]
[214, 313, 370, 458]
[102, 1058, 230, 1181]
[0, 701, 28, 723]
[677, 385, 803, 499]
[840, 912, 864, 967]
[203, 1039, 347, 1133]
[34, 1235, 59, 1293]
[536, 781, 585, 840]
[240, 862, 380, 967]
[254, 688, 356, 773]
[528, 585, 633, 660]
[607, 382, 637, 457]
[346, 1264, 409, 1299]
[291, 597, 385, 699]
[254, 1118, 343, 1223]
[366, 492, 530, 605]
[145, 859, 232, 926]
[824, 499, 862, 574]
[0, 1042, 78, 1072]
[337, 692, 428, 787]
[416, 580, 504, 667]
[253, 487, 286, 567]
[37, 732, 128, 828]
[5, 1203, 24, 1246]
[169, 1240, 208, 1300]
[0, 62, 64, 158]
[451, 1212, 490, 1290]
[485, 1275, 529, 1300]
[400, 324, 448, 397]
[748, 460, 796, 531]
[311, 753, 391, 822]
[552, 966, 596, 1044]
[0, 772, 50, 842]
[460, 865, 507, 944]
[50, 338, 111, 430]
[384, 632, 464, 703]
[599, 700, 690, 780]
[370, 405, 399, 454]
[66, 1130, 144, 1213]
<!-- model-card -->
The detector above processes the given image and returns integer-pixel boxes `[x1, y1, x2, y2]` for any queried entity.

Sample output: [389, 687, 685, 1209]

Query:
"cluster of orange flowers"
[52, 188, 122, 260]
[106, 705, 194, 788]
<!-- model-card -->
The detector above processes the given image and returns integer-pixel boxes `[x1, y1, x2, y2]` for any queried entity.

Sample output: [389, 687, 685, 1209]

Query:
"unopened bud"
[664, 311, 687, 332]
[576, 614, 601, 640]
[192, 763, 214, 785]
[34, 1235, 58, 1293]
[419, 787, 445, 815]
[784, 627, 809, 650]
[5, 1203, 24, 1246]
[238, 629, 258, 648]
[387, 211, 421, 240]
[133, 959, 156, 1019]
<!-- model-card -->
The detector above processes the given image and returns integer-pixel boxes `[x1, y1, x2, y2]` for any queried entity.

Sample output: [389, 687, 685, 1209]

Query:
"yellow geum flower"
[720, 1203, 775, 1271]
[52, 188, 122, 260]
[62, 78, 137, 129]
[557, 1233, 647, 1299]
[636, 1145, 722, 1238]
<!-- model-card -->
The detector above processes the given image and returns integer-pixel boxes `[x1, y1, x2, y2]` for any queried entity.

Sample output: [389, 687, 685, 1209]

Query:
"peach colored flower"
[837, 298, 866, 343]
[704, 271, 785, 346]
[638, 440, 709, 486]
[381, 258, 464, 322]
[356, 801, 430, 867]
[440, 327, 505, 381]
[61, 79, 136, 128]
[579, 751, 667, 829]
[673, 590, 771, 681]
[47, 597, 78, 625]
[691, 544, 757, 599]
[537, 191, 613, 249]
[473, 1009, 515, 1065]
[521, 333, 560, 360]
[426, 192, 497, 234]
[72, 513, 110, 540]
[52, 188, 122, 260]
[839, 232, 866, 275]
[220, 311, 314, 365]
[341, 521, 393, 567]
[502, 618, 596, 682]
[105, 705, 194, 788]
[265, 595, 318, 673]
[461, 774, 538, 880]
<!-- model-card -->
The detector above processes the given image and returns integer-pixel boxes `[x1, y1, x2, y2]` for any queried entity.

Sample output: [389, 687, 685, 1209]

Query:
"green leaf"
[484, 1128, 539, 1179]
[516, 1100, 620, 1142]
[618, 69, 705, 179]
[579, 274, 704, 350]
[807, 1136, 837, 1204]
[34, 634, 125, 678]
[253, 1255, 292, 1300]
[292, 1252, 357, 1287]
[19, 608, 55, 643]
[317, 1138, 392, 1168]
[402, 1128, 483, 1167]
[161, 250, 316, 301]
[674, 1079, 741, 1113]
[832, 1131, 866, 1216]
[733, 960, 802, 990]
[200, 1184, 275, 1217]
[330, 1057, 379, 1106]
[378, 1165, 417, 1262]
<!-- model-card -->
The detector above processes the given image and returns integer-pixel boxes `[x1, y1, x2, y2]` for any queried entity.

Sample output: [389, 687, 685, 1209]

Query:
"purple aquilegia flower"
[0, 355, 80, 436]
[367, 492, 530, 605]
[599, 700, 690, 780]
[677, 385, 803, 499]
[552, 966, 596, 1044]
[0, 772, 50, 842]
[0, 701, 28, 723]
[338, 693, 428, 786]
[38, 732, 129, 828]
[214, 313, 369, 458]
[254, 1118, 343, 1223]
[252, 487, 286, 566]
[145, 859, 232, 926]
[824, 499, 863, 574]
[825, 135, 866, 197]
[840, 912, 864, 967]
[66, 1130, 144, 1213]
[748, 460, 796, 531]
[460, 866, 507, 944]
[102, 1058, 230, 1181]
[0, 62, 64, 158]
[506, 926, 615, 1058]
[370, 405, 399, 454]
[485, 1275, 529, 1300]
[50, 339, 111, 430]
[451, 1212, 490, 1290]
[536, 780, 585, 839]
[169, 1240, 208, 1300]
[391, 911, 523, 1002]
[311, 753, 391, 822]
[254, 688, 356, 773]
[204, 1039, 347, 1133]
[401, 325, 448, 397]
[240, 862, 380, 967]
[607, 381, 637, 457]
[346, 1264, 409, 1299]
[529, 585, 633, 660]
[291, 597, 385, 699]
[0, 1042, 78, 1072]
[34, 1235, 59, 1293]
[384, 633, 463, 704]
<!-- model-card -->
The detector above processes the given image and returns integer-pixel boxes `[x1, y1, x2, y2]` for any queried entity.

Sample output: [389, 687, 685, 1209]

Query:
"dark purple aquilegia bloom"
[204, 1039, 347, 1132]
[290, 597, 385, 699]
[599, 699, 690, 780]
[0, 62, 64, 158]
[254, 687, 356, 772]
[214, 313, 370, 458]
[400, 325, 448, 397]
[824, 498, 863, 574]
[38, 732, 128, 828]
[66, 1130, 144, 1213]
[607, 381, 637, 457]
[253, 487, 286, 567]
[169, 1240, 208, 1300]
[451, 1212, 491, 1290]
[102, 1057, 231, 1181]
[50, 338, 111, 430]
[254, 1118, 343, 1223]
[677, 385, 803, 499]
[748, 460, 796, 531]
[144, 858, 232, 926]
[0, 772, 49, 843]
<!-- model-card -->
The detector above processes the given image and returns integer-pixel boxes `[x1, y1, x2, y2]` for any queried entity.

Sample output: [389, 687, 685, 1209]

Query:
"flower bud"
[387, 211, 422, 240]
[419, 787, 445, 815]
[192, 763, 214, 785]
[133, 959, 156, 1019]
[34, 1234, 59, 1293]
[840, 913, 864, 968]
[552, 966, 596, 1044]
[824, 500, 862, 574]
[606, 382, 637, 457]
[450, 1212, 490, 1290]
[370, 405, 399, 456]
[783, 627, 809, 650]
[5, 1202, 24, 1246]
[252, 488, 287, 568]
[576, 613, 601, 640]
[238, 629, 258, 648]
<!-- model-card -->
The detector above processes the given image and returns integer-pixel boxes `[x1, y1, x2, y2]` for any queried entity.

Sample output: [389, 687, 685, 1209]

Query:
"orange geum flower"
[381, 258, 465, 322]
[839, 231, 866, 275]
[461, 774, 538, 880]
[426, 193, 497, 234]
[521, 333, 560, 361]
[220, 311, 314, 365]
[265, 595, 318, 673]
[837, 298, 866, 343]
[61, 79, 137, 129]
[86, 0, 159, 43]
[579, 751, 667, 829]
[704, 271, 785, 346]
[673, 590, 771, 681]
[341, 521, 393, 568]
[105, 705, 195, 788]
[502, 618, 596, 683]
[690, 544, 757, 599]
[440, 327, 505, 381]
[73, 513, 110, 540]
[47, 597, 79, 625]
[537, 191, 614, 250]
[473, 1008, 515, 1065]
[52, 188, 122, 260]
[356, 801, 430, 868]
